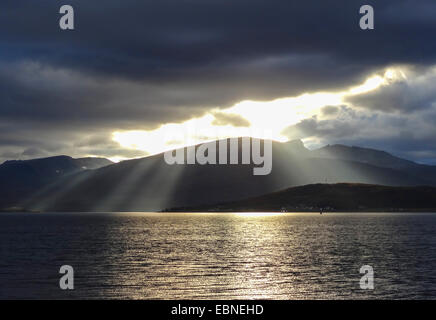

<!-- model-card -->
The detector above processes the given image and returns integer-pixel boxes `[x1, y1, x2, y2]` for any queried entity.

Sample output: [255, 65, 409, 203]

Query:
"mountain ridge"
[1, 138, 436, 212]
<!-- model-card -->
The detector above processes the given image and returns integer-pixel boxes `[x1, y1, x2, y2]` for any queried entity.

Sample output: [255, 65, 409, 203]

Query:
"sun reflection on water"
[232, 212, 285, 217]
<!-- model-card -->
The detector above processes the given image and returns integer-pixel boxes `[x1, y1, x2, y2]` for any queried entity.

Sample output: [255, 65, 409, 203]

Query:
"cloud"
[0, 120, 148, 163]
[346, 67, 436, 113]
[211, 112, 250, 127]
[282, 104, 436, 164]
[321, 106, 341, 117]
[1, 0, 436, 162]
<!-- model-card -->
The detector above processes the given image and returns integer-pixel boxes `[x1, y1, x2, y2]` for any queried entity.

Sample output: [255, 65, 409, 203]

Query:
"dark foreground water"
[1, 212, 436, 299]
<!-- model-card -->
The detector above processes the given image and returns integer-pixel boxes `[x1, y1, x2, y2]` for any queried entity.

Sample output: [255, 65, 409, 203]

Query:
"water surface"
[1, 212, 436, 299]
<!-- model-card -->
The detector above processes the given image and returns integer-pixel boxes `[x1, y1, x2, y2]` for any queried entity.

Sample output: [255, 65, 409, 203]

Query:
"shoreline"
[2, 209, 436, 214]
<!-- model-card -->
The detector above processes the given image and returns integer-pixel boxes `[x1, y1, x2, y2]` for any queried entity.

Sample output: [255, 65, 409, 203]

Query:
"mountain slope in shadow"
[17, 138, 436, 212]
[168, 183, 436, 212]
[0, 156, 112, 210]
[312, 144, 436, 184]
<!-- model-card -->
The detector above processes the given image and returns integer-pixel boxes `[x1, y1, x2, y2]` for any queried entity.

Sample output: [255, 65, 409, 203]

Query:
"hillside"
[0, 156, 112, 210]
[13, 138, 436, 212]
[166, 183, 436, 212]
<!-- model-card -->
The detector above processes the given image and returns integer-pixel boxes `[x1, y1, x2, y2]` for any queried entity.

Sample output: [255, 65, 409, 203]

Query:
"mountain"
[71, 157, 113, 170]
[12, 138, 436, 212]
[0, 156, 112, 210]
[166, 183, 436, 212]
[312, 144, 436, 184]
[312, 144, 417, 169]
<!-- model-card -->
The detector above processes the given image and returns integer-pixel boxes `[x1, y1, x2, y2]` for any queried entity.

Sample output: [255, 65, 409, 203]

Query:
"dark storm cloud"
[2, 0, 436, 94]
[0, 61, 209, 130]
[2, 0, 436, 74]
[1, 0, 436, 161]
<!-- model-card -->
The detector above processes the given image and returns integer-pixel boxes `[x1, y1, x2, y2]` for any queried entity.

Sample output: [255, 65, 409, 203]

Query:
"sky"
[1, 0, 436, 164]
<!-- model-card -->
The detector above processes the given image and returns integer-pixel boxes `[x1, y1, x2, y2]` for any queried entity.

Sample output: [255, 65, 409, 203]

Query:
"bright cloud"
[112, 67, 408, 155]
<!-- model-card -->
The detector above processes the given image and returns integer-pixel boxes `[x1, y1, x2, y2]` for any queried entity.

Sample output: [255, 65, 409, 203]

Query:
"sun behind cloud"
[112, 67, 407, 156]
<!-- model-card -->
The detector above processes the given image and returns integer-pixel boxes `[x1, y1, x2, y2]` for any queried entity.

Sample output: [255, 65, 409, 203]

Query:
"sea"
[1, 212, 436, 299]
